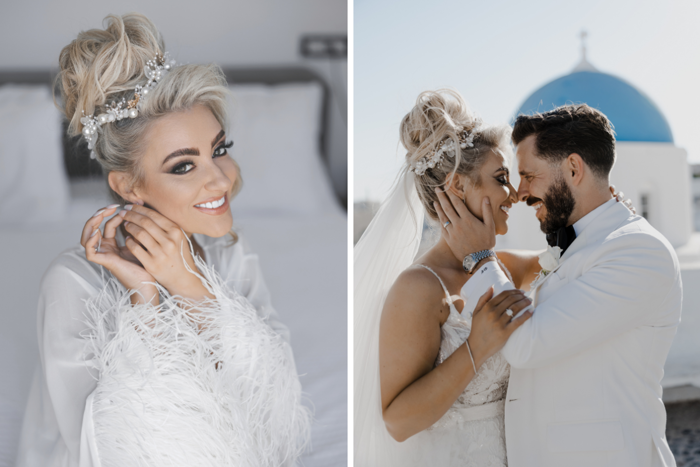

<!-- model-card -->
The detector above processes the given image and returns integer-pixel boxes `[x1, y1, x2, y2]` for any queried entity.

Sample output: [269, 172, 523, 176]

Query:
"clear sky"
[354, 0, 700, 201]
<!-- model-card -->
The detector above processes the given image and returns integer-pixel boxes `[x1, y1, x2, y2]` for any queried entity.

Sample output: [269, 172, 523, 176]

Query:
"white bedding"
[0, 180, 347, 466]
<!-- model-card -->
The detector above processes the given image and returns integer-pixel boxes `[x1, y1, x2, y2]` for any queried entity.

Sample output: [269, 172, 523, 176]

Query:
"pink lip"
[194, 194, 229, 216]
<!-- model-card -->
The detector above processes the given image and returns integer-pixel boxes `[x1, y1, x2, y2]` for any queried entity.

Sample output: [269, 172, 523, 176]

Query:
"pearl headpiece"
[410, 125, 481, 176]
[80, 52, 177, 159]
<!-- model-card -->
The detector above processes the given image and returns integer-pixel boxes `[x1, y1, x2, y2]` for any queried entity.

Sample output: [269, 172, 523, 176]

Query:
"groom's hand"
[434, 188, 496, 264]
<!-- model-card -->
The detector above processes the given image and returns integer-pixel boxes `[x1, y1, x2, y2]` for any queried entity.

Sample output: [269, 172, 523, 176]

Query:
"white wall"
[612, 143, 692, 248]
[0, 0, 347, 199]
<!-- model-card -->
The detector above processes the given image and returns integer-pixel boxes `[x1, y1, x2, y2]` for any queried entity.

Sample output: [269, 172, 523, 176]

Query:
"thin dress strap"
[416, 264, 454, 306]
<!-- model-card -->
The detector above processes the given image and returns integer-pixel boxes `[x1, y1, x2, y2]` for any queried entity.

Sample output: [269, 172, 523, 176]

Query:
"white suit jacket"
[460, 200, 681, 467]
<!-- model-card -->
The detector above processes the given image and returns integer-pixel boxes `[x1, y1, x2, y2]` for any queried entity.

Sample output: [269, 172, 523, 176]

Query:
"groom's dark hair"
[512, 104, 616, 179]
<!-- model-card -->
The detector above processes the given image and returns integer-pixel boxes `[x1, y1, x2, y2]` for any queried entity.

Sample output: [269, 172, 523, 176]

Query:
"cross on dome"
[572, 29, 598, 72]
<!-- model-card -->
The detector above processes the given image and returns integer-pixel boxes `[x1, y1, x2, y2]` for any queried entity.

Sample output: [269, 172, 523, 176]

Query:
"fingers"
[434, 201, 451, 234]
[123, 204, 177, 232]
[123, 221, 160, 253]
[445, 189, 470, 219]
[124, 235, 152, 268]
[481, 197, 494, 230]
[487, 289, 526, 309]
[84, 226, 101, 261]
[492, 292, 529, 318]
[103, 212, 125, 239]
[435, 188, 460, 223]
[507, 306, 534, 330]
[498, 296, 532, 325]
[81, 204, 120, 246]
[472, 286, 494, 316]
[120, 208, 170, 245]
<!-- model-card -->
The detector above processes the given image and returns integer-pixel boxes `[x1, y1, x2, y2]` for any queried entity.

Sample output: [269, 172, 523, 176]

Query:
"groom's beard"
[529, 176, 576, 234]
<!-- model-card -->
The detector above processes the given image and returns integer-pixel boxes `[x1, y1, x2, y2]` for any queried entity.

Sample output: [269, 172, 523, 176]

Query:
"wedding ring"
[443, 221, 451, 229]
[505, 308, 514, 318]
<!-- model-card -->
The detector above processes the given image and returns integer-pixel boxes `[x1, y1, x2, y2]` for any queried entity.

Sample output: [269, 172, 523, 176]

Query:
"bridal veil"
[354, 170, 424, 465]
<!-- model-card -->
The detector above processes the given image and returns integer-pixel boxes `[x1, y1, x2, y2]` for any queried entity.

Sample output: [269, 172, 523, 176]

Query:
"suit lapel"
[532, 202, 633, 300]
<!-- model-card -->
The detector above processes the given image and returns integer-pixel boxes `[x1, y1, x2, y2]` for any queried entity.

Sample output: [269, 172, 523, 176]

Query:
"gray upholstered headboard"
[0, 67, 329, 179]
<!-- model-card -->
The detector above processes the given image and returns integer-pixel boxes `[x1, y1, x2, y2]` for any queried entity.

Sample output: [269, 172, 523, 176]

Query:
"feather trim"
[82, 246, 311, 467]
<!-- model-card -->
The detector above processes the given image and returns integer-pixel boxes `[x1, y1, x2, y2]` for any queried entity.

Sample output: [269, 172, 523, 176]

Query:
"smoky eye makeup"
[213, 140, 233, 157]
[494, 167, 510, 185]
[168, 140, 234, 175]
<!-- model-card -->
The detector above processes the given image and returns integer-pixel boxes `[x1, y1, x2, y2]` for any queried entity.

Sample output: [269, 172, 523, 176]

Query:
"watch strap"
[464, 249, 496, 274]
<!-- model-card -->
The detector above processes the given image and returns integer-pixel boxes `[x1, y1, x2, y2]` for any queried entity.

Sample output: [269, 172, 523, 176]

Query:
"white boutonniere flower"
[529, 245, 563, 291]
[538, 245, 562, 274]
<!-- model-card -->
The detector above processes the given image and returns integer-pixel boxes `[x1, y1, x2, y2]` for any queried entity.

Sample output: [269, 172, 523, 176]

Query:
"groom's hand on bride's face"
[434, 188, 496, 262]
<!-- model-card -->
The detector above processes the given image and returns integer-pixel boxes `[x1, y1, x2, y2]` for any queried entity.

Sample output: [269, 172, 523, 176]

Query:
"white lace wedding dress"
[395, 265, 510, 467]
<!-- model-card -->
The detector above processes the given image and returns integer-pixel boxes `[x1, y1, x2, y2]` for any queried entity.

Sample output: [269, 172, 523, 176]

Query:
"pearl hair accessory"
[80, 52, 177, 159]
[410, 125, 481, 176]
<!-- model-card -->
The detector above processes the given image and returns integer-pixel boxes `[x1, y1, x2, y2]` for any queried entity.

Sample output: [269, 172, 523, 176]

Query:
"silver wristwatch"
[463, 249, 496, 274]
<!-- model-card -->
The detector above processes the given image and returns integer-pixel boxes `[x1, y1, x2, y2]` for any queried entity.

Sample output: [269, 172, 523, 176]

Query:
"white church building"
[496, 52, 700, 396]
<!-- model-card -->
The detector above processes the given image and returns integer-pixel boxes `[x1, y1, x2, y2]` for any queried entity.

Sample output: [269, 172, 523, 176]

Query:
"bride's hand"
[466, 287, 533, 369]
[82, 205, 158, 305]
[434, 188, 496, 261]
[117, 204, 212, 302]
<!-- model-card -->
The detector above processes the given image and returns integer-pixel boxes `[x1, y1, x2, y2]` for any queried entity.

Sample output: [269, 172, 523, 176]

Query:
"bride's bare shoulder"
[382, 265, 449, 323]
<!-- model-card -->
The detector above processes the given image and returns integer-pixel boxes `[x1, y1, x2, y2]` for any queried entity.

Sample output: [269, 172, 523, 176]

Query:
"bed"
[0, 68, 347, 466]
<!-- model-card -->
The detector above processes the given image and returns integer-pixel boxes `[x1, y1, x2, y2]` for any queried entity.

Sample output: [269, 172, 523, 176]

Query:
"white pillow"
[227, 82, 338, 217]
[0, 85, 68, 225]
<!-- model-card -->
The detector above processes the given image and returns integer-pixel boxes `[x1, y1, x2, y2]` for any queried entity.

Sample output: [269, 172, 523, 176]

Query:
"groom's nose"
[517, 179, 530, 202]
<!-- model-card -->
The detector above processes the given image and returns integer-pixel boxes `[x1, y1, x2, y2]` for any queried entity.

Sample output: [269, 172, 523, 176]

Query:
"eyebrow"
[161, 130, 227, 166]
[211, 129, 225, 148]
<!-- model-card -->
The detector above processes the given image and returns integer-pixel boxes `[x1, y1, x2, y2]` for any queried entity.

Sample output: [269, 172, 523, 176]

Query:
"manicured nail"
[136, 200, 144, 206]
[124, 204, 134, 211]
[106, 204, 120, 209]
[92, 209, 105, 218]
[119, 210, 127, 217]
[125, 235, 131, 241]
[485, 198, 491, 205]
[90, 229, 99, 238]
[124, 221, 130, 226]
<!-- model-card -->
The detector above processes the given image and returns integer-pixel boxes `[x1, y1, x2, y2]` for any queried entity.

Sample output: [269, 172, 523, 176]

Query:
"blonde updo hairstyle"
[54, 13, 241, 206]
[400, 89, 511, 221]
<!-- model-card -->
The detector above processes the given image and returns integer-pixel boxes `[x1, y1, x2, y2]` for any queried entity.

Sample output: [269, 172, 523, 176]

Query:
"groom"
[437, 104, 681, 467]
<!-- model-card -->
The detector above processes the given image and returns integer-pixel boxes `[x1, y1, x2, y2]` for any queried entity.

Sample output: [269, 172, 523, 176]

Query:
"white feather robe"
[16, 233, 310, 467]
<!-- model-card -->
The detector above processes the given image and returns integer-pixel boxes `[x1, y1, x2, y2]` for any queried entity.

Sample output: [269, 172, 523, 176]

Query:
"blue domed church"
[499, 43, 700, 392]
[502, 45, 692, 251]
[517, 63, 674, 144]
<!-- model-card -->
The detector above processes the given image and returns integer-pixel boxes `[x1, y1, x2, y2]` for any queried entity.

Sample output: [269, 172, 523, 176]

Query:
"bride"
[16, 13, 309, 467]
[354, 89, 535, 466]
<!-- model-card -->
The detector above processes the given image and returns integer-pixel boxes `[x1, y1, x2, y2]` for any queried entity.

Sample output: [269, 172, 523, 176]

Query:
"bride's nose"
[204, 163, 234, 193]
[508, 183, 518, 203]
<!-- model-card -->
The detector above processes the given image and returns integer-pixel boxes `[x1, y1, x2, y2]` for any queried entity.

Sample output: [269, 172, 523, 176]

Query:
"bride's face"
[457, 149, 518, 235]
[129, 104, 238, 238]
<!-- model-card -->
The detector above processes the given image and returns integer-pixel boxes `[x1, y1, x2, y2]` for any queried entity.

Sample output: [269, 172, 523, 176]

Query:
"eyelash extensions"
[171, 140, 234, 175]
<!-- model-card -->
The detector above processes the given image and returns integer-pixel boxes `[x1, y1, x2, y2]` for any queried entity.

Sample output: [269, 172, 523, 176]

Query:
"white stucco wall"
[611, 143, 692, 247]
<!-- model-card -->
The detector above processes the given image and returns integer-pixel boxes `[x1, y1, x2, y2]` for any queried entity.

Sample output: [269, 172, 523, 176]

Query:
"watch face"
[463, 255, 476, 272]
